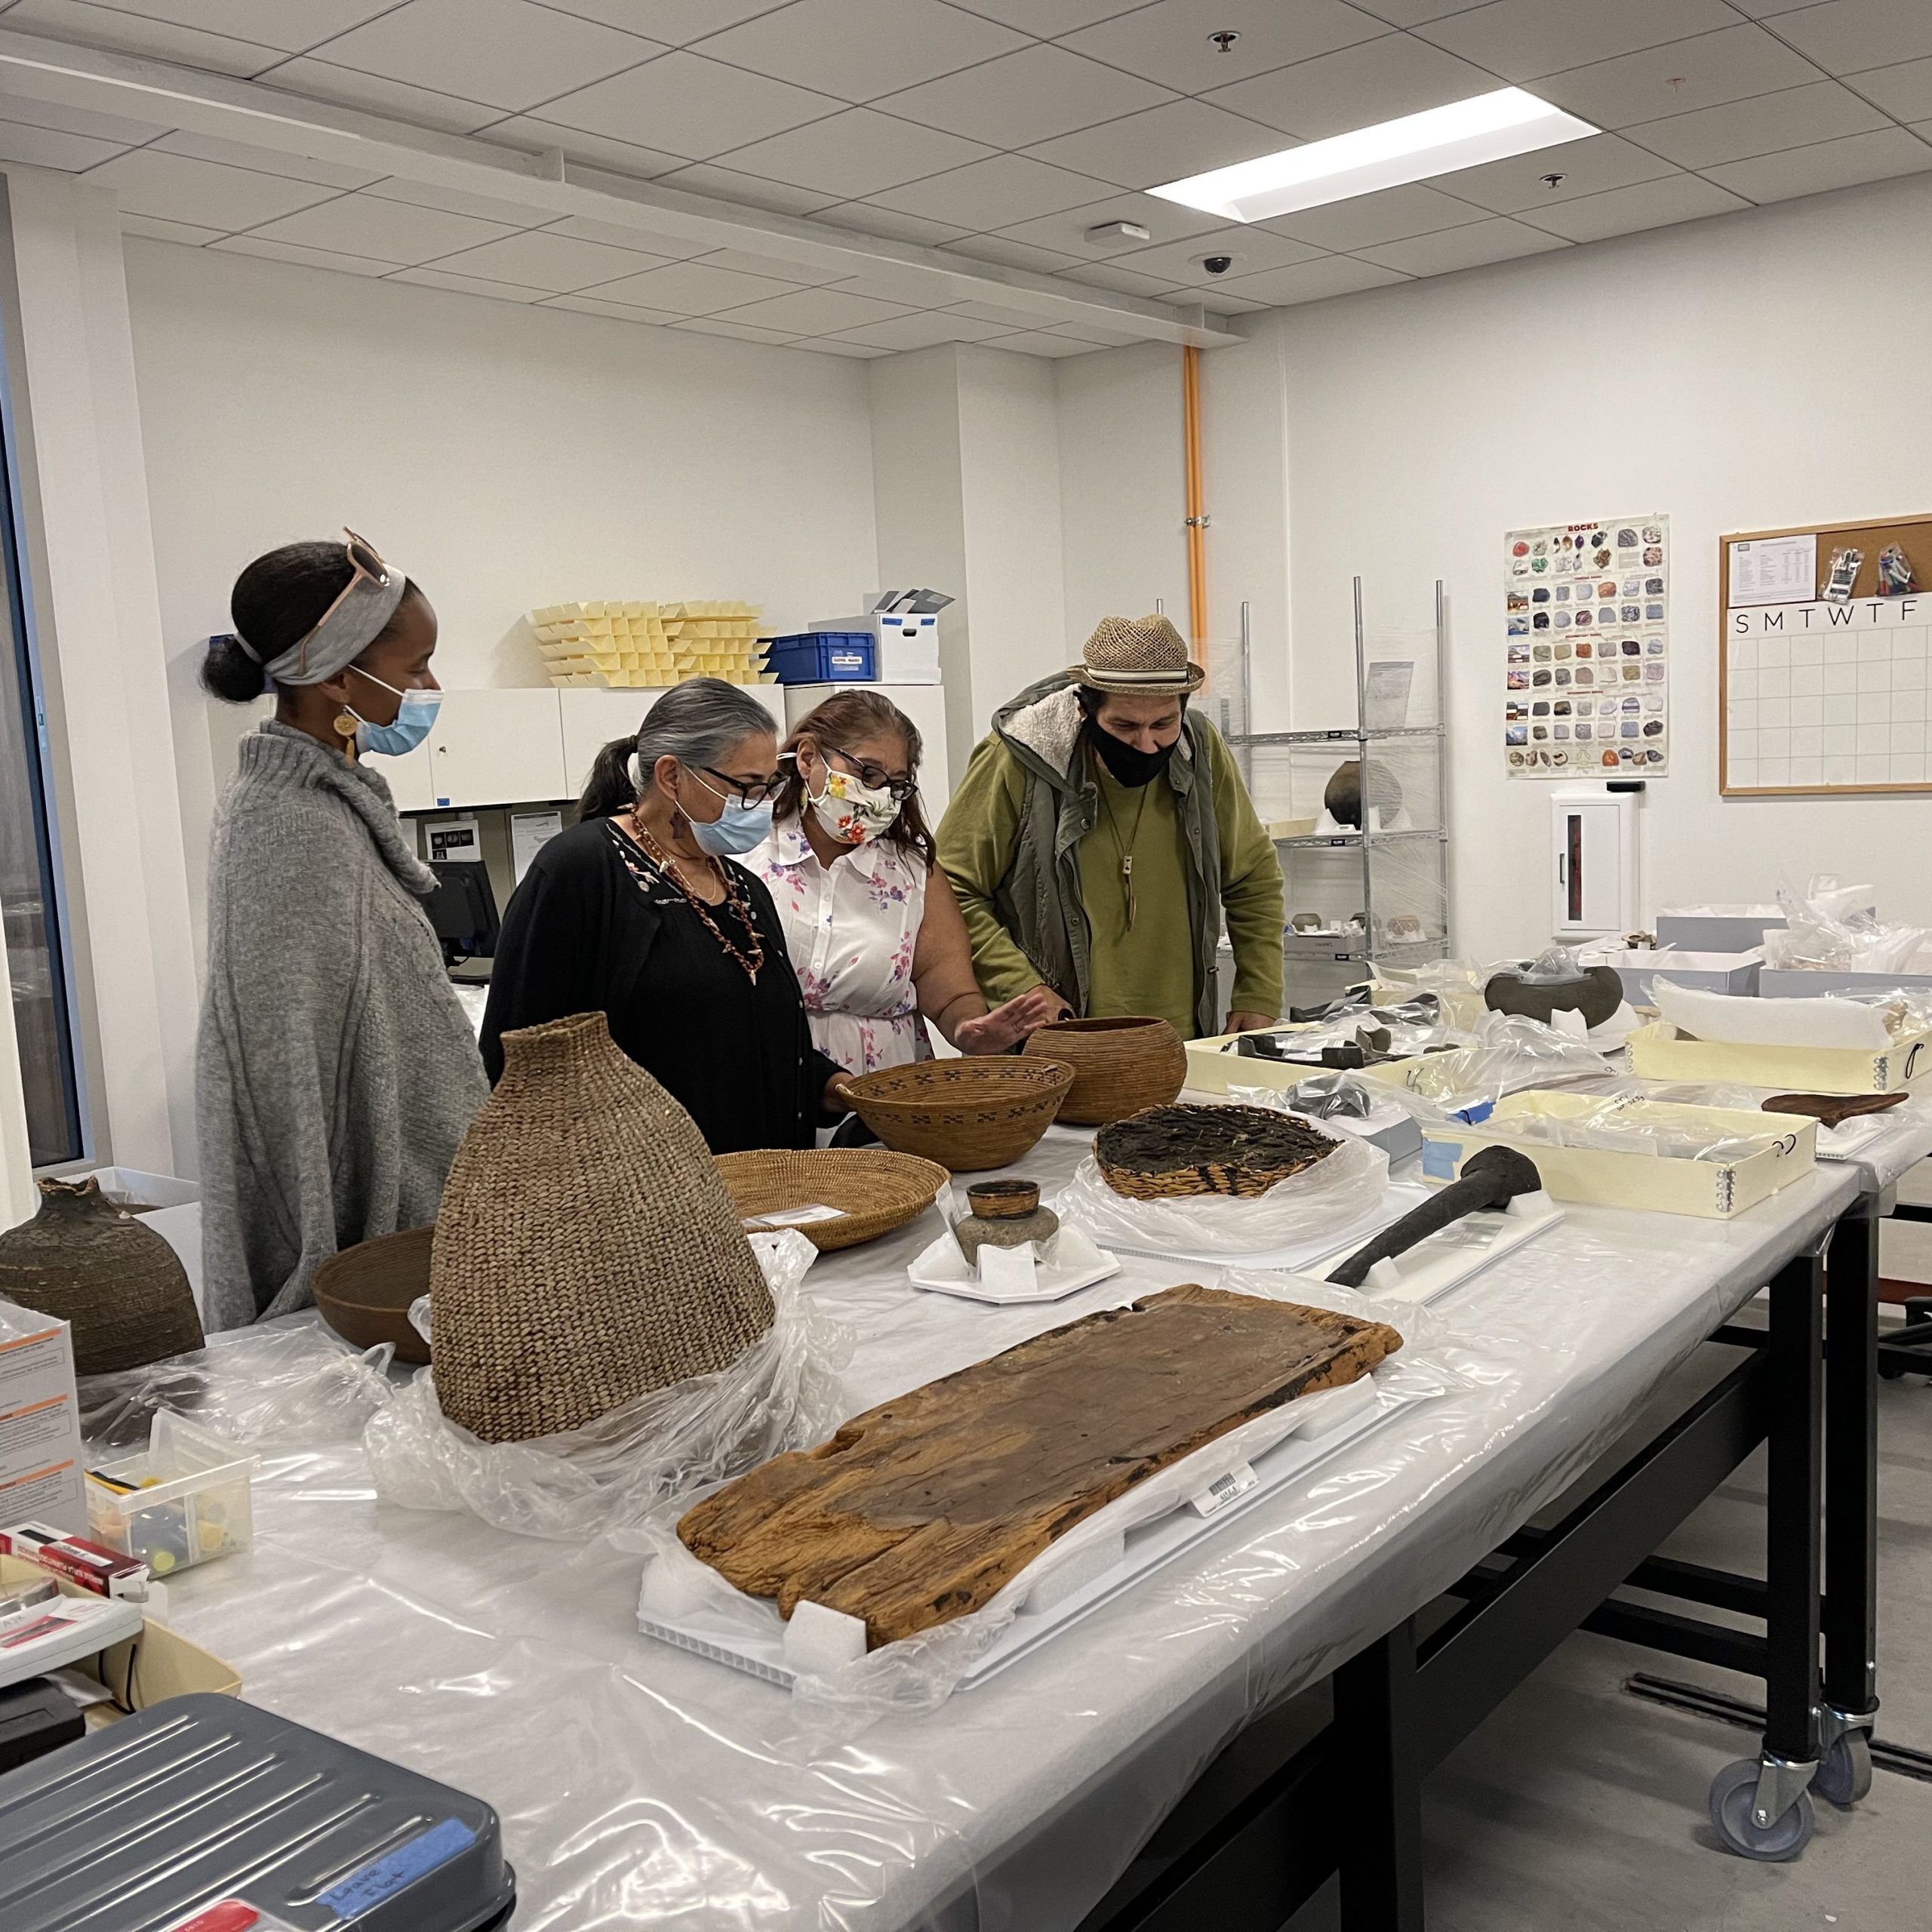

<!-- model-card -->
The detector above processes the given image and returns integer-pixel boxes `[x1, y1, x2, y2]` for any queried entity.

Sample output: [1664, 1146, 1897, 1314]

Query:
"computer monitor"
[426, 863, 500, 966]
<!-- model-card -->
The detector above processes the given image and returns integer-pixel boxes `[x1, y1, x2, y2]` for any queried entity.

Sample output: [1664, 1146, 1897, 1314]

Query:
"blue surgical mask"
[684, 769, 775, 856]
[347, 666, 440, 758]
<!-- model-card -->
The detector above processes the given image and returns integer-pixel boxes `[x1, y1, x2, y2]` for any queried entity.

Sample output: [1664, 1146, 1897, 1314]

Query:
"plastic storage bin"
[763, 631, 875, 684]
[85, 1411, 258, 1577]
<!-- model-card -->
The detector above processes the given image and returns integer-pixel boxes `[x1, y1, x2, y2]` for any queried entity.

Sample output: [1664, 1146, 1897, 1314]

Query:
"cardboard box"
[1614, 949, 1763, 1006]
[1417, 1091, 1816, 1219]
[0, 1306, 85, 1537]
[1626, 1019, 1930, 1095]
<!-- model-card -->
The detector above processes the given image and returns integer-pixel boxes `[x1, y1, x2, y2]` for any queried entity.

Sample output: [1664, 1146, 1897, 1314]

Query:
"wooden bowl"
[1023, 1015, 1188, 1124]
[715, 1149, 949, 1251]
[312, 1224, 433, 1364]
[834, 1057, 1075, 1174]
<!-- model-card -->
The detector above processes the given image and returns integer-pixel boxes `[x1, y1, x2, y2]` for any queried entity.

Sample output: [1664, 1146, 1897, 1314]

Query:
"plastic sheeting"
[365, 1232, 850, 1543]
[1374, 1012, 1614, 1118]
[1764, 875, 1932, 974]
[97, 1129, 1900, 1932]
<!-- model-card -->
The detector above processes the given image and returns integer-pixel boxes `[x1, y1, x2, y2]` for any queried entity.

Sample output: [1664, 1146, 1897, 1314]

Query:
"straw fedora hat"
[1066, 614, 1204, 694]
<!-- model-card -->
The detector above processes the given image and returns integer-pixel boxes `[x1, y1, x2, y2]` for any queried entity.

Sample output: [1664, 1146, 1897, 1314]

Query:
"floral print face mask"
[809, 764, 902, 846]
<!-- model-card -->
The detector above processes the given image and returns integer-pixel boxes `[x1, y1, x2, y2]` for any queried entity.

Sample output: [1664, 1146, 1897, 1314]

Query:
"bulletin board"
[1721, 512, 1932, 797]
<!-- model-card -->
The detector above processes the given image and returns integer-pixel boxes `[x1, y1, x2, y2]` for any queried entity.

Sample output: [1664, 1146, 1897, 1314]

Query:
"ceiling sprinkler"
[1209, 30, 1239, 54]
[1541, 172, 1566, 188]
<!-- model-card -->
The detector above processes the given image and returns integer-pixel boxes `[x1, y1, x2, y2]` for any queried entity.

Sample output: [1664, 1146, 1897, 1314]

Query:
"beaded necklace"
[608, 816, 764, 984]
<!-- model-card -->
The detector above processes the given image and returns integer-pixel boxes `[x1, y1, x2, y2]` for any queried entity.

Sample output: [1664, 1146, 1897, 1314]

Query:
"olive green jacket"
[936, 674, 1284, 1039]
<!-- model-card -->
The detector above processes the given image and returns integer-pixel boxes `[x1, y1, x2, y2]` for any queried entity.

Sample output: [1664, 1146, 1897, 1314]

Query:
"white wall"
[123, 238, 880, 944]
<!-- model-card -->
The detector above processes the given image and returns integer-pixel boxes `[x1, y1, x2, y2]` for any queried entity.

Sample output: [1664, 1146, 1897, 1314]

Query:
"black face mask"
[1084, 715, 1177, 789]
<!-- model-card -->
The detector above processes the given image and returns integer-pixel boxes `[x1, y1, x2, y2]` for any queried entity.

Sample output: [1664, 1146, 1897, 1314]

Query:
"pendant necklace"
[610, 814, 764, 983]
[1094, 758, 1152, 934]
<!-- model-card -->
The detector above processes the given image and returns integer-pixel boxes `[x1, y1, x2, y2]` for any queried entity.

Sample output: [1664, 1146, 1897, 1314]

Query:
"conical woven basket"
[1022, 1016, 1188, 1124]
[430, 1011, 774, 1443]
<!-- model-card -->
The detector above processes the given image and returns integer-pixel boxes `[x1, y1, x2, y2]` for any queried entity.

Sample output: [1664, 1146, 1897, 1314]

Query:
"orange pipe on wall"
[1181, 344, 1207, 659]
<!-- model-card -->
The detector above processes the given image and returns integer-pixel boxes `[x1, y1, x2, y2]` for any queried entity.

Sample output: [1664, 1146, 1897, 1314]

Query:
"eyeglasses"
[292, 528, 393, 679]
[697, 765, 788, 808]
[825, 746, 918, 803]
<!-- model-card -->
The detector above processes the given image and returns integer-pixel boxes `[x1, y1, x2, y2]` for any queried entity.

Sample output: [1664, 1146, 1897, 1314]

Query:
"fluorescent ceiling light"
[1149, 88, 1595, 223]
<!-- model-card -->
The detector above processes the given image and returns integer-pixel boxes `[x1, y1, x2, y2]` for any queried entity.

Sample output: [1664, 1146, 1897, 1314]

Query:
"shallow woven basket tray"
[836, 1057, 1075, 1174]
[715, 1149, 949, 1252]
[1095, 1103, 1342, 1200]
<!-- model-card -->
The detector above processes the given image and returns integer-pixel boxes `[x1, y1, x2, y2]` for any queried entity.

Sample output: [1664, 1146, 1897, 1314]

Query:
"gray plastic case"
[0, 1693, 514, 1930]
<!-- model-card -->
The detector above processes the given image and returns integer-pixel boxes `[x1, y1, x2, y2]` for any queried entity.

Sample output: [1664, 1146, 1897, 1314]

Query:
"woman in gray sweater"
[197, 535, 486, 1329]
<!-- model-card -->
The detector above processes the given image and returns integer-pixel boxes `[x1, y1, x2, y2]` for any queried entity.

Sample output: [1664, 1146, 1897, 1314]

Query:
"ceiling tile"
[4, 0, 279, 75]
[1024, 97, 1287, 192]
[944, 0, 1146, 31]
[94, 2, 400, 48]
[979, 329, 1101, 357]
[1263, 180, 1489, 249]
[1185, 285, 1266, 312]
[947, 296, 1060, 327]
[1051, 257, 1186, 297]
[0, 91, 166, 145]
[670, 314, 798, 342]
[1355, 214, 1567, 274]
[803, 336, 891, 356]
[1724, 0, 1820, 12]
[694, 0, 1028, 103]
[259, 58, 504, 133]
[1844, 54, 1932, 124]
[0, 119, 133, 171]
[992, 192, 1226, 257]
[1534, 26, 1817, 129]
[1626, 82, 1890, 169]
[1346, 0, 1483, 20]
[1062, 0, 1388, 95]
[1041, 315, 1147, 346]
[709, 106, 994, 200]
[690, 246, 845, 284]
[535, 1, 792, 45]
[1415, 0, 1737, 83]
[246, 193, 523, 262]
[477, 115, 688, 177]
[82, 147, 342, 227]
[361, 177, 552, 226]
[540, 292, 686, 322]
[122, 212, 226, 245]
[423, 228, 678, 289]
[872, 45, 1175, 149]
[1426, 131, 1678, 212]
[1113, 223, 1326, 278]
[1203, 32, 1500, 140]
[709, 285, 915, 333]
[810, 204, 971, 247]
[940, 232, 1086, 273]
[649, 162, 838, 214]
[829, 310, 1012, 350]
[152, 128, 387, 189]
[1217, 254, 1405, 303]
[543, 213, 709, 256]
[1773, 1, 1932, 74]
[866, 152, 1115, 227]
[581, 257, 801, 311]
[1703, 125, 1932, 202]
[531, 48, 842, 160]
[388, 265, 552, 302]
[1516, 171, 1749, 242]
[211, 232, 395, 274]
[303, 0, 662, 112]
[823, 264, 980, 306]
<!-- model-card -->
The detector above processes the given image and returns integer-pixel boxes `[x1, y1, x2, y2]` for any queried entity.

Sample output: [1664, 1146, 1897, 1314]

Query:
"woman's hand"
[952, 986, 1066, 1054]
[823, 1072, 854, 1115]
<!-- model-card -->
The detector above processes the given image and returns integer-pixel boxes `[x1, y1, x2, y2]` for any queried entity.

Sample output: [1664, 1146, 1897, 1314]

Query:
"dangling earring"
[334, 710, 360, 763]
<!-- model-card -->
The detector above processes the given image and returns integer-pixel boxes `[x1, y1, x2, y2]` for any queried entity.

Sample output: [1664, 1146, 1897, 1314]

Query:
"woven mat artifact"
[1097, 1103, 1341, 1199]
[678, 1284, 1401, 1647]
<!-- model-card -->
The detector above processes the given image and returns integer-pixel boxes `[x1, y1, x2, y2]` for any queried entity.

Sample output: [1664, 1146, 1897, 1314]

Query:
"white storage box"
[1760, 967, 1932, 1000]
[1417, 1091, 1815, 1220]
[1626, 1019, 1930, 1096]
[809, 611, 940, 683]
[1655, 905, 1786, 952]
[85, 1411, 257, 1577]
[1615, 949, 1762, 1006]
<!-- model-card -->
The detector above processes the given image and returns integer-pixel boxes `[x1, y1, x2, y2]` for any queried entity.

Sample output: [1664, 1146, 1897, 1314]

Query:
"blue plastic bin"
[763, 631, 875, 684]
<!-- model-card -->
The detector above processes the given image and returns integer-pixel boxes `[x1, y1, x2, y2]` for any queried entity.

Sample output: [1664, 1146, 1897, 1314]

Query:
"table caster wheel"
[1880, 1360, 1910, 1380]
[1709, 1759, 1815, 1861]
[1815, 1732, 1873, 1808]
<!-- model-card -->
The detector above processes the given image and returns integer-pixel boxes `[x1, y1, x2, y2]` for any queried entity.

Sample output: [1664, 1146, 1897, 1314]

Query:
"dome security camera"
[1201, 254, 1234, 275]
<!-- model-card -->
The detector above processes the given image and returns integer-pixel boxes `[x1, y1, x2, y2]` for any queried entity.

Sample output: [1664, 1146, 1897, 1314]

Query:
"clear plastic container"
[85, 1411, 258, 1577]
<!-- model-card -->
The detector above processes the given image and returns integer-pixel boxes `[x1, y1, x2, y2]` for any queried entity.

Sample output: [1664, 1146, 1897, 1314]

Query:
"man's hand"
[1225, 1010, 1279, 1034]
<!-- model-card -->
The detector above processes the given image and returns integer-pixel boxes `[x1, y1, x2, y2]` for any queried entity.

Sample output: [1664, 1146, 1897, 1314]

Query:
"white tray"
[637, 1374, 1421, 1692]
[1077, 1180, 1435, 1275]
[908, 1226, 1123, 1306]
[1315, 1192, 1566, 1306]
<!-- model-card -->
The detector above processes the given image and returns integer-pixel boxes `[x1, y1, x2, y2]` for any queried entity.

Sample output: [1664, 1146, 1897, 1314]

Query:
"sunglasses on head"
[292, 528, 394, 678]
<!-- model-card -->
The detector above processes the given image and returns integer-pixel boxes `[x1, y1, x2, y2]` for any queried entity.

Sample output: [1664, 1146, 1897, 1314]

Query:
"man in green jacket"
[937, 614, 1284, 1041]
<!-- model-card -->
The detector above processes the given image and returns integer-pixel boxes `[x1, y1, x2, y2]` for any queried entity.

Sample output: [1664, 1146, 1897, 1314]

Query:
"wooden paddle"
[1327, 1146, 1544, 1290]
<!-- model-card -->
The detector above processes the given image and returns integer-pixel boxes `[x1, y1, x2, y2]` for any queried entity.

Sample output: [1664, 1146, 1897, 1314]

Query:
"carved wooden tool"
[1327, 1146, 1543, 1290]
[1762, 1091, 1906, 1130]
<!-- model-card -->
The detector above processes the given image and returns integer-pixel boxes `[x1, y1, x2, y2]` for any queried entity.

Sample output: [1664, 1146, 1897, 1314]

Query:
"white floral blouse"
[747, 817, 932, 1075]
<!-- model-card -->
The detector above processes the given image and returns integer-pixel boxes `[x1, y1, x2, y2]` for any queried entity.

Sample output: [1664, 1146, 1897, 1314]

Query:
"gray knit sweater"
[197, 721, 488, 1330]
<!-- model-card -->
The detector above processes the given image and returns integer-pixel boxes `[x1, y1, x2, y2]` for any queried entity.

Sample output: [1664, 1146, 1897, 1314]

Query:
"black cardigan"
[480, 817, 844, 1154]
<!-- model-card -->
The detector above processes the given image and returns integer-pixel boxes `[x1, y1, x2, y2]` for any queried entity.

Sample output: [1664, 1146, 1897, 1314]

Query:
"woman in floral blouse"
[749, 689, 1059, 1074]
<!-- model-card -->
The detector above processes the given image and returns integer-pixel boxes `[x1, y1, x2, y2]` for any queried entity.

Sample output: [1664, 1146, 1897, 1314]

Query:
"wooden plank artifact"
[678, 1284, 1403, 1647]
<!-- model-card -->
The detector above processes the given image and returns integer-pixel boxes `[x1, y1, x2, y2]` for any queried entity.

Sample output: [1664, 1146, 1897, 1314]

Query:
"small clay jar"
[952, 1179, 1058, 1266]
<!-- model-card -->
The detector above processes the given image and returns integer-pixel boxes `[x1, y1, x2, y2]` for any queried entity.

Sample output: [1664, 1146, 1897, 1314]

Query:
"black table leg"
[1335, 1619, 1426, 1931]
[1823, 1209, 1878, 1723]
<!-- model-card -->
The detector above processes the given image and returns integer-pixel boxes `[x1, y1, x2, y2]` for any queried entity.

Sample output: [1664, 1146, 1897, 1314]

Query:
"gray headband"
[235, 563, 409, 688]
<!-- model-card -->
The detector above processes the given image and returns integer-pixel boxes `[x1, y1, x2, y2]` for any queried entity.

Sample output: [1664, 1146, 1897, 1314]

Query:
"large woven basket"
[715, 1149, 949, 1251]
[313, 1225, 433, 1365]
[1023, 1015, 1188, 1124]
[1096, 1103, 1341, 1200]
[835, 1057, 1075, 1173]
[431, 1012, 774, 1443]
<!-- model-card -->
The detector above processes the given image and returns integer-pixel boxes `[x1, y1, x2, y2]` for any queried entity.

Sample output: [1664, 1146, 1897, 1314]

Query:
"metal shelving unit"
[1220, 579, 1450, 1009]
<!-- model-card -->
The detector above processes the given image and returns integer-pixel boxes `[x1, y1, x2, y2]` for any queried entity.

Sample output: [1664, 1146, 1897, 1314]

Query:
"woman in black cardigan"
[482, 679, 846, 1153]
